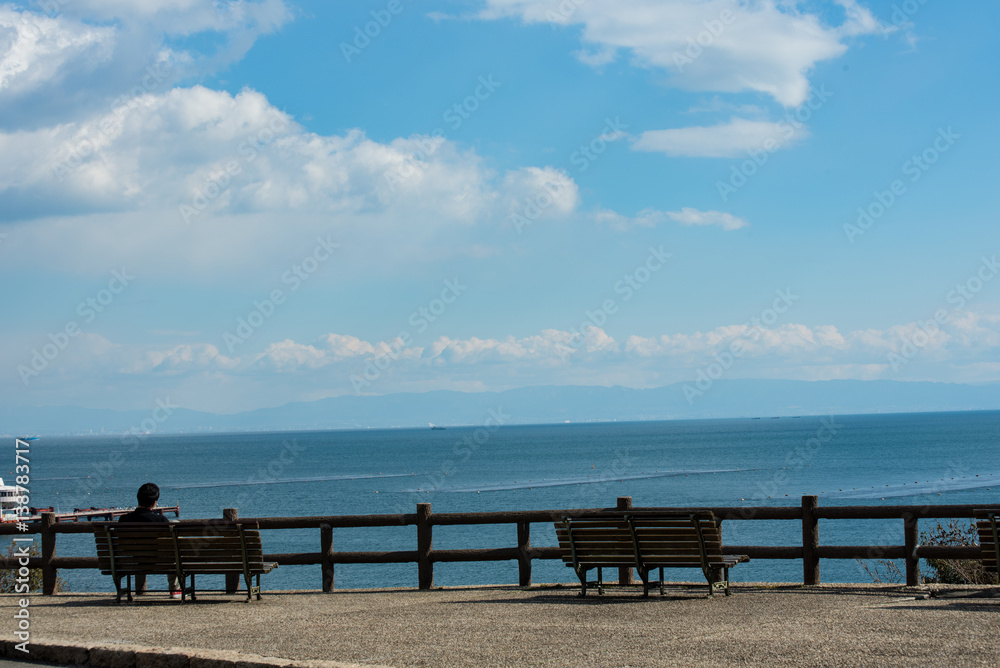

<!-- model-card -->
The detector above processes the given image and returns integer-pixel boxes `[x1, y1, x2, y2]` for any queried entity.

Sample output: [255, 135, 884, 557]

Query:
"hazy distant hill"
[3, 379, 999, 435]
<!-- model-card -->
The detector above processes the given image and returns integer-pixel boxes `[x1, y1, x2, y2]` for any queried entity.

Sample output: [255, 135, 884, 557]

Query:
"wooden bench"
[974, 509, 999, 576]
[94, 521, 277, 603]
[556, 511, 749, 597]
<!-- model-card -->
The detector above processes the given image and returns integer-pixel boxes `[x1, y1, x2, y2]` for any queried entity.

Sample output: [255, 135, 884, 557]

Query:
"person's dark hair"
[136, 483, 160, 508]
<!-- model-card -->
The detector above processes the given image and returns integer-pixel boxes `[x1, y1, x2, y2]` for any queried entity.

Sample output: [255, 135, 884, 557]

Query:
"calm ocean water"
[10, 410, 1000, 591]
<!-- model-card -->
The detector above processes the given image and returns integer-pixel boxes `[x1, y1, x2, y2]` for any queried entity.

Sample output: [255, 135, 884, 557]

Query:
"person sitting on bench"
[118, 483, 181, 599]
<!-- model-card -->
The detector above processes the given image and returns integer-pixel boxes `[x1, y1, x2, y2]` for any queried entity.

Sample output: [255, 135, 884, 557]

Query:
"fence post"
[321, 523, 335, 592]
[617, 496, 635, 585]
[517, 521, 531, 587]
[417, 503, 433, 589]
[801, 495, 819, 585]
[903, 513, 919, 586]
[224, 508, 239, 593]
[41, 512, 57, 595]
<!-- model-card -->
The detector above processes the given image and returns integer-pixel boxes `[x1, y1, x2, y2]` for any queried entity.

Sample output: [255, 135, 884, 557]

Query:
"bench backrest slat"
[974, 510, 1000, 574]
[94, 522, 268, 575]
[556, 512, 727, 579]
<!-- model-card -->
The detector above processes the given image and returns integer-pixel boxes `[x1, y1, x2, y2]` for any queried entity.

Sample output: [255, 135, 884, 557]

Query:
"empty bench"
[556, 511, 749, 596]
[974, 509, 999, 577]
[94, 521, 277, 603]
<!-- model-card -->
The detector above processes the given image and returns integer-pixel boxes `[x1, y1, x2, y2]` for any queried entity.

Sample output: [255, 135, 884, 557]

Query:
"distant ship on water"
[429, 423, 446, 430]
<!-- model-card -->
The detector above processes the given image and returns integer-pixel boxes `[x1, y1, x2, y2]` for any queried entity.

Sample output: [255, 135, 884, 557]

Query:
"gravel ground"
[4, 584, 999, 667]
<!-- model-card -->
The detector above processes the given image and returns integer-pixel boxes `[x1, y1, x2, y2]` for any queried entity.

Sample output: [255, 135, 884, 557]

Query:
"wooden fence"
[1, 495, 993, 594]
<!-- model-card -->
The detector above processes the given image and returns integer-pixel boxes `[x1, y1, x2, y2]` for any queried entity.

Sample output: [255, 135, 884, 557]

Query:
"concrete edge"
[0, 639, 394, 668]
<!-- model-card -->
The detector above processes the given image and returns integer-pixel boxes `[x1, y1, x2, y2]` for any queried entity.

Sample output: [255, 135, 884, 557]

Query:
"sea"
[8, 410, 999, 592]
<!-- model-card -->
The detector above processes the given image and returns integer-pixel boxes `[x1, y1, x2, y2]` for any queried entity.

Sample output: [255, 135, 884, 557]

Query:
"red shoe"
[170, 590, 182, 600]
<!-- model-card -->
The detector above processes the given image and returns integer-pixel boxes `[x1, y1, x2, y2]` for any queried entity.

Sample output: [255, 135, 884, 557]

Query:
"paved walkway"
[3, 584, 999, 667]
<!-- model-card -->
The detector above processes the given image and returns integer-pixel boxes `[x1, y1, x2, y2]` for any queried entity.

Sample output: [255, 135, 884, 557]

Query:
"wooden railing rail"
[2, 495, 997, 594]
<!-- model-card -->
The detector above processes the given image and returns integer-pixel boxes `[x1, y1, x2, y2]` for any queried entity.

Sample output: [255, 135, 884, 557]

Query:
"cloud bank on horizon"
[1, 0, 997, 414]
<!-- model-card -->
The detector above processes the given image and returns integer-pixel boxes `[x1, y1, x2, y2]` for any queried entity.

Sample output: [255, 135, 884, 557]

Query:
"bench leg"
[707, 566, 730, 597]
[114, 576, 130, 604]
[597, 566, 604, 596]
[575, 567, 587, 597]
[244, 572, 260, 602]
[659, 567, 665, 595]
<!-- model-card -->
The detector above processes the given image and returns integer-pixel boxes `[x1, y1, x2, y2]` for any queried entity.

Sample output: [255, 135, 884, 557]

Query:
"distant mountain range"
[4, 379, 1000, 436]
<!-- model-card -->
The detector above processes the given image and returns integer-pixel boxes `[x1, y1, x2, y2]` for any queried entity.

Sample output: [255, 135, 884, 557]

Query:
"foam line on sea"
[163, 472, 417, 489]
[403, 468, 749, 493]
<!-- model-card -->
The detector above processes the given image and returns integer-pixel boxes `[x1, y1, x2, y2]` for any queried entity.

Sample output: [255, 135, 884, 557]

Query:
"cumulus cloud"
[503, 166, 579, 228]
[0, 6, 114, 96]
[0, 1, 292, 129]
[477, 0, 877, 107]
[632, 117, 807, 158]
[0, 85, 583, 277]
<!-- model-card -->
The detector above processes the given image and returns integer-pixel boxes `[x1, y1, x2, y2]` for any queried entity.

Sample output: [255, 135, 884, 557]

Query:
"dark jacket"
[117, 507, 170, 523]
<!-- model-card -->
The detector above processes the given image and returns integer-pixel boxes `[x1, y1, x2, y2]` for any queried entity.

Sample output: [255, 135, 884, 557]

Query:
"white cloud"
[8, 312, 1000, 411]
[0, 7, 114, 95]
[123, 344, 239, 374]
[665, 207, 747, 230]
[632, 117, 806, 158]
[0, 1, 292, 129]
[478, 0, 878, 107]
[253, 340, 327, 373]
[429, 328, 619, 365]
[0, 85, 584, 277]
[596, 206, 747, 231]
[502, 166, 579, 223]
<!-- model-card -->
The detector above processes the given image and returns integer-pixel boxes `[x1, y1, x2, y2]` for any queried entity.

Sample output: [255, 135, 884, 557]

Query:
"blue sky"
[1, 0, 998, 414]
